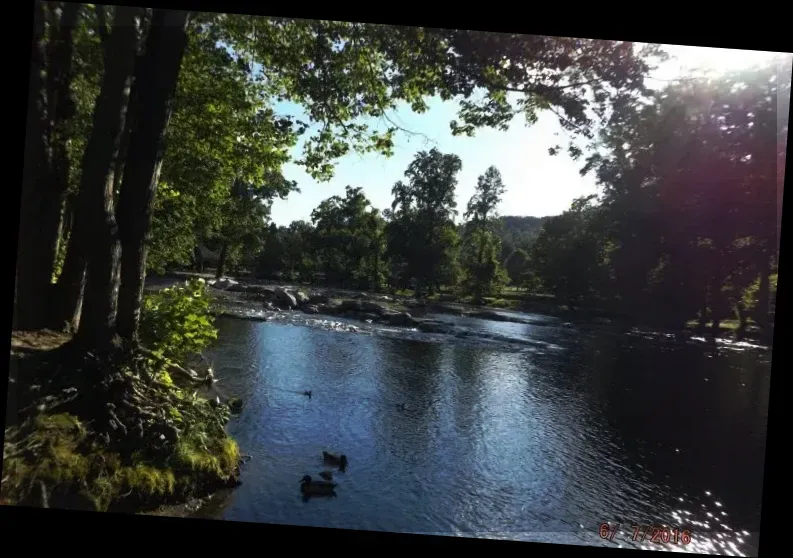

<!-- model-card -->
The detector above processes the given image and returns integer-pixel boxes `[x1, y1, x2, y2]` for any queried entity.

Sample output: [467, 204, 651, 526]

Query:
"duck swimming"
[300, 475, 336, 496]
[322, 451, 348, 469]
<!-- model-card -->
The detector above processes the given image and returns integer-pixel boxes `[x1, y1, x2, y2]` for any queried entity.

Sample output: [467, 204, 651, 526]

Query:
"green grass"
[684, 319, 742, 331]
[2, 410, 241, 512]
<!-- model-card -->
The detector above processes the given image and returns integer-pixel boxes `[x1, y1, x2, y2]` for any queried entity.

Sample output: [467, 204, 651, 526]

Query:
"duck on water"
[300, 475, 337, 497]
[322, 451, 348, 470]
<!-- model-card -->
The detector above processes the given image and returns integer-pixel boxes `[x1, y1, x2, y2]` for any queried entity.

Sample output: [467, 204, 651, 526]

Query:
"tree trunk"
[48, 2, 81, 269]
[216, 242, 229, 279]
[736, 303, 748, 341]
[16, 2, 82, 331]
[116, 9, 191, 342]
[194, 245, 204, 273]
[15, 0, 49, 331]
[73, 6, 142, 349]
[51, 197, 88, 332]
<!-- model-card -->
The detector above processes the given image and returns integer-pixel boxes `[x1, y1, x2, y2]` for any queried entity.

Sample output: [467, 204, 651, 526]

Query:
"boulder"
[383, 311, 417, 327]
[294, 290, 310, 305]
[337, 299, 363, 313]
[273, 287, 297, 309]
[248, 285, 276, 296]
[211, 278, 238, 290]
[317, 302, 341, 315]
[308, 292, 329, 304]
[360, 300, 388, 315]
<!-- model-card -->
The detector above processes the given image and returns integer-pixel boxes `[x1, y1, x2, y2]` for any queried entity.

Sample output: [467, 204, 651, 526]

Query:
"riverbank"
[3, 329, 244, 515]
[150, 271, 770, 346]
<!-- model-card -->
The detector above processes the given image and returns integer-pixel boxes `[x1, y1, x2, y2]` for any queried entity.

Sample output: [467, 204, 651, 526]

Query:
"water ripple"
[205, 312, 768, 555]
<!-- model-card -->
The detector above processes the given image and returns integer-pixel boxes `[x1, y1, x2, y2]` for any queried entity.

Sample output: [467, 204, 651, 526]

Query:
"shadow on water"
[200, 313, 768, 555]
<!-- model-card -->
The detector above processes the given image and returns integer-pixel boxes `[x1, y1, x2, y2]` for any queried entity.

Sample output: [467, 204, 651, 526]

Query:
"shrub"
[139, 278, 218, 362]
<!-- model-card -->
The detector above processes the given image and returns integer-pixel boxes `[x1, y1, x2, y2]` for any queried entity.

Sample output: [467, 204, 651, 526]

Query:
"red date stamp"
[599, 523, 692, 546]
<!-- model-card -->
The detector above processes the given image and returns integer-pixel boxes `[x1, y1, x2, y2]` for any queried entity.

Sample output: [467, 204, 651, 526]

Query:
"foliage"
[386, 148, 463, 295]
[460, 228, 508, 300]
[498, 216, 549, 261]
[460, 166, 509, 301]
[139, 278, 218, 362]
[148, 24, 299, 272]
[310, 186, 387, 290]
[529, 59, 789, 328]
[504, 247, 531, 288]
[529, 195, 608, 305]
[216, 17, 665, 180]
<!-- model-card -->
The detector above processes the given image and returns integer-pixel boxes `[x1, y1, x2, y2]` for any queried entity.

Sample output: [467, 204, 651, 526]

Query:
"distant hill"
[496, 215, 552, 260]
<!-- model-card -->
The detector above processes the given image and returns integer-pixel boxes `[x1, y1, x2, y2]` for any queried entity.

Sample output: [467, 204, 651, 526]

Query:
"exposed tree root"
[4, 333, 243, 514]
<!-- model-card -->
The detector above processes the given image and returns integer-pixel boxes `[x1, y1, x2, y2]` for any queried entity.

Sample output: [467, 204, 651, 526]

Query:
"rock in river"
[382, 311, 418, 327]
[274, 287, 297, 309]
[294, 290, 310, 305]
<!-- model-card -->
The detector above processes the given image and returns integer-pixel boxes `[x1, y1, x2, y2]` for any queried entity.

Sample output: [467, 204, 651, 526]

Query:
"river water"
[199, 309, 770, 555]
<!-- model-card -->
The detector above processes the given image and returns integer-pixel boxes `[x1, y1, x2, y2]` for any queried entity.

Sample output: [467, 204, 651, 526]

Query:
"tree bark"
[194, 245, 204, 273]
[51, 194, 87, 331]
[216, 242, 229, 279]
[116, 9, 191, 342]
[736, 302, 748, 341]
[73, 6, 141, 348]
[16, 2, 80, 330]
[48, 2, 81, 268]
[15, 0, 49, 331]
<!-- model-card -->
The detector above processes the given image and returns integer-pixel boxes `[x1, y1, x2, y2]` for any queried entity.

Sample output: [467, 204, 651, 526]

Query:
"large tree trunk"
[216, 242, 229, 279]
[73, 6, 142, 349]
[15, 2, 81, 330]
[117, 9, 191, 342]
[15, 0, 50, 331]
[193, 245, 204, 273]
[51, 194, 88, 332]
[18, 2, 81, 329]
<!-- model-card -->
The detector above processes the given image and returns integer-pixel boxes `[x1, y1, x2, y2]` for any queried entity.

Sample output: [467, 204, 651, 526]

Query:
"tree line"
[18, 2, 663, 355]
[244, 153, 523, 302]
[18, 2, 783, 358]
[231, 67, 785, 339]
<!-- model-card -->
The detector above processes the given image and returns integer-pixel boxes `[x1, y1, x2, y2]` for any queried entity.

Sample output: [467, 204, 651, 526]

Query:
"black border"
[3, 1, 788, 553]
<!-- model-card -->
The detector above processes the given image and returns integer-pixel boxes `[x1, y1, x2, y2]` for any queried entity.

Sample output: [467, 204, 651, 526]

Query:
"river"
[196, 309, 770, 555]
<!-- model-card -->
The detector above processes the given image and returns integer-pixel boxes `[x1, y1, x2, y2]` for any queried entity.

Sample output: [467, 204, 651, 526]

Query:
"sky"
[266, 43, 785, 227]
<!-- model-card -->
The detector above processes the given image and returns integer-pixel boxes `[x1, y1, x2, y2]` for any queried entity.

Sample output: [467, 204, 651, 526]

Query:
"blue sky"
[266, 44, 785, 227]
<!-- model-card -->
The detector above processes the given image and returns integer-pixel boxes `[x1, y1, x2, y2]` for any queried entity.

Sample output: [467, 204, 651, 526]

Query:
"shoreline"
[5, 328, 244, 517]
[149, 272, 771, 348]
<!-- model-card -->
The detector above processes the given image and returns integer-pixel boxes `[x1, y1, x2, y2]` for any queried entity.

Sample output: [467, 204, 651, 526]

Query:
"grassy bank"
[3, 280, 243, 514]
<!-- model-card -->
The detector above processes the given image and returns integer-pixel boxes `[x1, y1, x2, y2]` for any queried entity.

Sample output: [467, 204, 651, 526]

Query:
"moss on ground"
[3, 336, 242, 514]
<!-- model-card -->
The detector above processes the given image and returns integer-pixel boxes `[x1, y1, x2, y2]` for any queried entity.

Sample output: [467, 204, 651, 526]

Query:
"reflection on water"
[202, 313, 769, 556]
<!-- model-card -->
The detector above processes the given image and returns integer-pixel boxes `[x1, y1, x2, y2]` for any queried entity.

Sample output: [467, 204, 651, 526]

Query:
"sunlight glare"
[650, 44, 785, 81]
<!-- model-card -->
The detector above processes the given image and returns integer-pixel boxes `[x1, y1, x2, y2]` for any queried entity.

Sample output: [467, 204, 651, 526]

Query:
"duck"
[322, 451, 348, 469]
[303, 390, 312, 399]
[300, 475, 337, 496]
[318, 470, 333, 481]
